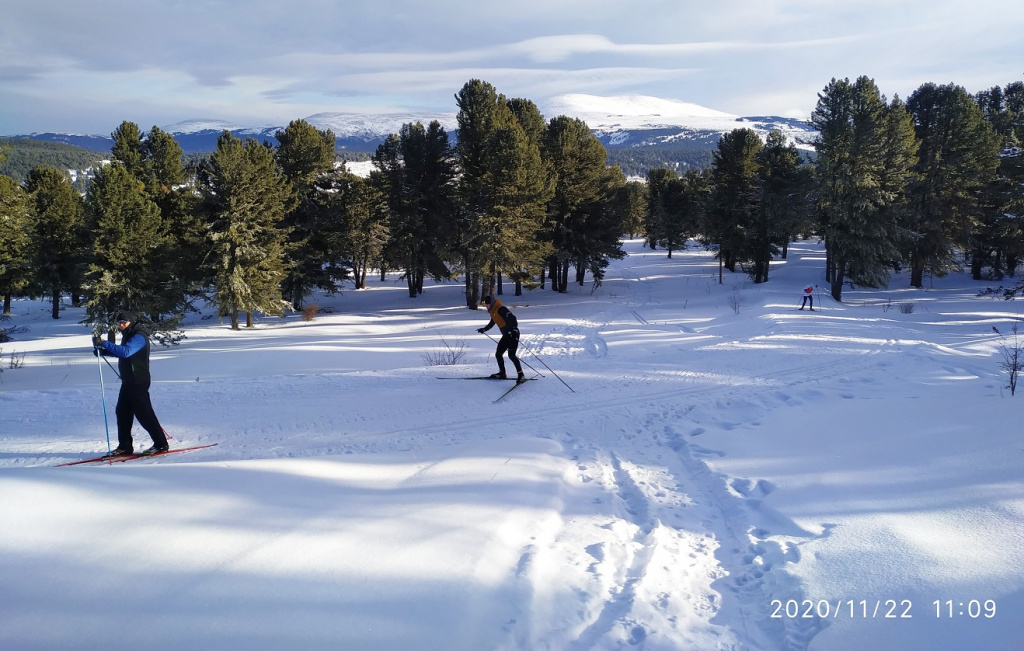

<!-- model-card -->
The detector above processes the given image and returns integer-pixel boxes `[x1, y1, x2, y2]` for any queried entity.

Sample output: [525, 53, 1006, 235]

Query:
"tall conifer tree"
[812, 77, 917, 300]
[749, 131, 807, 283]
[544, 116, 613, 290]
[275, 119, 344, 309]
[205, 132, 294, 329]
[905, 83, 1001, 287]
[707, 128, 762, 273]
[25, 167, 86, 319]
[84, 162, 165, 327]
[0, 175, 32, 314]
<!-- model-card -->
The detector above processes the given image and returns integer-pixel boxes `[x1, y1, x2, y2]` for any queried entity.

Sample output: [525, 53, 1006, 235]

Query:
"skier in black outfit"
[477, 295, 526, 384]
[92, 310, 169, 456]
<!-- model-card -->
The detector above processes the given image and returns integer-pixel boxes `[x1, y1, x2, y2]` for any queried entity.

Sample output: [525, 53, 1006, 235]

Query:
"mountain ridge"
[4, 94, 817, 175]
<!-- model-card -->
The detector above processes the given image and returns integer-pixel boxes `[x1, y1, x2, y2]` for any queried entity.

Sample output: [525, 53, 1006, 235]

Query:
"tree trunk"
[51, 287, 60, 319]
[910, 254, 924, 288]
[831, 263, 845, 302]
[246, 312, 254, 328]
[970, 250, 984, 281]
[3, 293, 10, 315]
[229, 311, 240, 330]
[465, 259, 480, 308]
[825, 242, 833, 284]
[781, 241, 789, 259]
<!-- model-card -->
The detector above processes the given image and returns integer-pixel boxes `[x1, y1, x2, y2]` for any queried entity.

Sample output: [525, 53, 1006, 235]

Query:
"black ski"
[437, 376, 522, 380]
[494, 378, 537, 402]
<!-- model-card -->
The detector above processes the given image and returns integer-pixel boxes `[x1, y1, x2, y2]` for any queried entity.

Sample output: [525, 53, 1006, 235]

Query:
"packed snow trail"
[3, 240, 1024, 650]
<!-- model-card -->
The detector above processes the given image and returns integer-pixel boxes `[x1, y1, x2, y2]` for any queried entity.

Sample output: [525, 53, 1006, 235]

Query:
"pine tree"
[544, 115, 614, 291]
[275, 119, 344, 309]
[645, 168, 705, 259]
[328, 168, 387, 290]
[616, 181, 648, 239]
[905, 83, 1001, 287]
[644, 167, 676, 251]
[749, 131, 807, 283]
[372, 121, 458, 297]
[972, 81, 1024, 280]
[454, 81, 552, 304]
[111, 121, 146, 180]
[707, 129, 762, 273]
[812, 77, 917, 301]
[25, 167, 87, 319]
[567, 164, 630, 288]
[0, 175, 32, 314]
[205, 132, 294, 329]
[455, 79, 505, 307]
[144, 126, 207, 322]
[478, 110, 553, 297]
[84, 162, 165, 327]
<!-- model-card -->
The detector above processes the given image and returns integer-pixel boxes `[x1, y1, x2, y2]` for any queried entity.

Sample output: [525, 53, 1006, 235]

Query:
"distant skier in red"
[477, 295, 526, 383]
[799, 285, 815, 311]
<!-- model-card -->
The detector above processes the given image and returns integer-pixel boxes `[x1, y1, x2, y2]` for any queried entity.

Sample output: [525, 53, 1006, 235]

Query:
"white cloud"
[1, 0, 1022, 133]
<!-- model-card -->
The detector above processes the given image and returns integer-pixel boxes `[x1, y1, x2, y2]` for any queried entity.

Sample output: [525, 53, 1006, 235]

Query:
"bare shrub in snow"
[422, 334, 468, 366]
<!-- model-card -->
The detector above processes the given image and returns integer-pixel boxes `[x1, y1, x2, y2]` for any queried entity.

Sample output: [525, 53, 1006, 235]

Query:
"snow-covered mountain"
[538, 94, 816, 154]
[7, 94, 817, 165]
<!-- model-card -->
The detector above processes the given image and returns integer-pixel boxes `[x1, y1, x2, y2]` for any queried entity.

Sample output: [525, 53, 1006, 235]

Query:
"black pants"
[116, 382, 167, 451]
[496, 329, 523, 376]
[801, 294, 813, 309]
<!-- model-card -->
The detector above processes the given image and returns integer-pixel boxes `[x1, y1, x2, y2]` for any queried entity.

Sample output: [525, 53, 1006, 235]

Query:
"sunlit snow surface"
[2, 240, 1022, 650]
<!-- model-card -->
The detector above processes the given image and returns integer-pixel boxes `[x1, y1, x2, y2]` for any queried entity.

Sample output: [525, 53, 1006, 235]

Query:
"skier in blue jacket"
[92, 310, 169, 456]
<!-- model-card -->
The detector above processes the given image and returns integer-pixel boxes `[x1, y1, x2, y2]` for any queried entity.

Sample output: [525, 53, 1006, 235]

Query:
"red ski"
[56, 443, 218, 467]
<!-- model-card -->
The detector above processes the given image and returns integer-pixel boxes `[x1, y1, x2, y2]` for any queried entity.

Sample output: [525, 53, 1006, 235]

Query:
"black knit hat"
[116, 310, 135, 323]
[482, 295, 493, 305]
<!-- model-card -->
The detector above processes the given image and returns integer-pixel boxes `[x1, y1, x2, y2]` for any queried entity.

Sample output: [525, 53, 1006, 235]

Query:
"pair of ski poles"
[94, 345, 114, 460]
[480, 331, 575, 393]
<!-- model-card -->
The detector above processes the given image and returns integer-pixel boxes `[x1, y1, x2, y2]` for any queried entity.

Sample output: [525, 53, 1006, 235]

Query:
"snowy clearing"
[1, 239, 1022, 650]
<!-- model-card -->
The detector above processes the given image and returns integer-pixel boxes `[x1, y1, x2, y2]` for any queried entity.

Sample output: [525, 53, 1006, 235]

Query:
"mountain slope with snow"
[6, 93, 816, 157]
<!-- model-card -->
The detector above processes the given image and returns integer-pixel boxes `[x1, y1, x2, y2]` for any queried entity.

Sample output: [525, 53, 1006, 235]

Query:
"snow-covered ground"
[1, 239, 1022, 651]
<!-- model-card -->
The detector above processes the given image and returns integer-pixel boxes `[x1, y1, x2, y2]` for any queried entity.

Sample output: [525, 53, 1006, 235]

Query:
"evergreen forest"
[1, 77, 1023, 335]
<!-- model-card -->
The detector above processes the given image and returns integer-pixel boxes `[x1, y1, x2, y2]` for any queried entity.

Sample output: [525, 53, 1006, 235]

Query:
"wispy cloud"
[1, 0, 1022, 133]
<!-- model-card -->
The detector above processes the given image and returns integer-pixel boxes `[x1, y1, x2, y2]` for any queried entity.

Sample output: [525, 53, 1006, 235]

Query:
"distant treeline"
[606, 146, 716, 177]
[2, 75, 1023, 332]
[0, 138, 106, 188]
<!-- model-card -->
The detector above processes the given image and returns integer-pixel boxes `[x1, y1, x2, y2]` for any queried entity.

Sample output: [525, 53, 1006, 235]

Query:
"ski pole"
[519, 342, 575, 393]
[95, 349, 113, 463]
[481, 331, 544, 377]
[102, 354, 120, 379]
[490, 331, 574, 393]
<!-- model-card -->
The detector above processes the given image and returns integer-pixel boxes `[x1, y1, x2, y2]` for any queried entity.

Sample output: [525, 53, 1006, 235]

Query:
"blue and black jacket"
[100, 324, 152, 385]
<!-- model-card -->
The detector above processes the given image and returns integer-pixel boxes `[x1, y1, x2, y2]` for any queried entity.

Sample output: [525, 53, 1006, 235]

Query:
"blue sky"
[2, 0, 1022, 135]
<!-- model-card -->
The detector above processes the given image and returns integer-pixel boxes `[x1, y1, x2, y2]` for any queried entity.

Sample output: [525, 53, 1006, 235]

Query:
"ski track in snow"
[3, 239, 1017, 651]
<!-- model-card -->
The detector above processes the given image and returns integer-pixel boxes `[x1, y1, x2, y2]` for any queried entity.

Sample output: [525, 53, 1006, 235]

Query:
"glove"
[477, 328, 486, 334]
[92, 335, 104, 348]
[92, 348, 100, 357]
